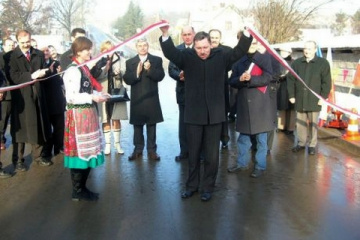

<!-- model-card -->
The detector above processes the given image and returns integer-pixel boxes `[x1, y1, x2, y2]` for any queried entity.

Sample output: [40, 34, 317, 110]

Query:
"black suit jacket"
[160, 36, 252, 125]
[168, 43, 186, 105]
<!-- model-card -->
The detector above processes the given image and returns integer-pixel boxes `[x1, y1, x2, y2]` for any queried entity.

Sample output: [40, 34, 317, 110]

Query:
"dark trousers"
[0, 100, 11, 143]
[12, 142, 43, 163]
[43, 113, 65, 156]
[133, 124, 157, 153]
[178, 104, 188, 155]
[220, 120, 230, 145]
[186, 123, 222, 193]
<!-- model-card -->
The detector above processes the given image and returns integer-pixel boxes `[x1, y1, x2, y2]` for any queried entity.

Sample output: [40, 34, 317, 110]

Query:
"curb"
[318, 127, 360, 155]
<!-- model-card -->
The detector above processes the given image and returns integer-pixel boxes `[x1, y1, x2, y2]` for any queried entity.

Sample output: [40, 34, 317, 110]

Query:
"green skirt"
[64, 153, 105, 169]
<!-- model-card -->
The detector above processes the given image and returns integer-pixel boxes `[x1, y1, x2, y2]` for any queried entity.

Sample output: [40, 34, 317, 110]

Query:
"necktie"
[25, 51, 30, 62]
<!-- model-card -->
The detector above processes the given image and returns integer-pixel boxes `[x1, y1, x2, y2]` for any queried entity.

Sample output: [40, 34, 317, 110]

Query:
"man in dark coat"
[60, 28, 86, 70]
[159, 25, 252, 201]
[0, 70, 12, 178]
[227, 37, 274, 178]
[287, 40, 331, 155]
[41, 46, 66, 158]
[5, 30, 52, 171]
[168, 26, 195, 161]
[209, 29, 232, 149]
[277, 46, 295, 134]
[0, 38, 15, 150]
[123, 38, 165, 161]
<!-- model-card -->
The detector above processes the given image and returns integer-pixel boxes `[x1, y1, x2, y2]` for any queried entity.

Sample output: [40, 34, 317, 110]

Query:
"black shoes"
[14, 162, 26, 172]
[148, 152, 160, 161]
[228, 115, 236, 123]
[251, 169, 265, 178]
[292, 145, 305, 152]
[200, 192, 212, 202]
[128, 152, 142, 161]
[175, 153, 189, 161]
[227, 165, 249, 173]
[308, 147, 316, 155]
[0, 169, 12, 179]
[181, 190, 211, 202]
[72, 188, 99, 202]
[181, 190, 197, 199]
[38, 158, 53, 167]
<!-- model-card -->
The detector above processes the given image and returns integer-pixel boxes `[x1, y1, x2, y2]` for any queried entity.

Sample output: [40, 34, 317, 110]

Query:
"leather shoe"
[200, 192, 212, 202]
[15, 162, 27, 172]
[181, 190, 197, 199]
[148, 152, 160, 161]
[175, 153, 188, 161]
[292, 145, 305, 152]
[251, 169, 265, 178]
[227, 165, 249, 173]
[308, 147, 316, 155]
[128, 152, 142, 161]
[0, 169, 12, 179]
[38, 158, 53, 167]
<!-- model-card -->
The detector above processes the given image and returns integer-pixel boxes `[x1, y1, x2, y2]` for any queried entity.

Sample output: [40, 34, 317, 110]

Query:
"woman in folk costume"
[63, 36, 110, 201]
[97, 40, 128, 155]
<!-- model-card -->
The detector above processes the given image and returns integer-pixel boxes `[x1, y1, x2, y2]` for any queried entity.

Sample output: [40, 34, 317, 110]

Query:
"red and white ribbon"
[245, 26, 360, 119]
[0, 20, 170, 93]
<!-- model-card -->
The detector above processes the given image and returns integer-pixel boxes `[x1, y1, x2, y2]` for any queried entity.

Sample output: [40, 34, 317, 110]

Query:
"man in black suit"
[60, 28, 86, 70]
[0, 38, 15, 151]
[0, 70, 12, 178]
[41, 46, 66, 158]
[5, 30, 52, 171]
[160, 25, 252, 201]
[209, 29, 232, 149]
[168, 26, 195, 161]
[123, 38, 165, 161]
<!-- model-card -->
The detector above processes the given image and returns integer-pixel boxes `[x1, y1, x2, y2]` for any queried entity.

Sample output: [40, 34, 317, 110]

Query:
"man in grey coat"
[123, 38, 165, 161]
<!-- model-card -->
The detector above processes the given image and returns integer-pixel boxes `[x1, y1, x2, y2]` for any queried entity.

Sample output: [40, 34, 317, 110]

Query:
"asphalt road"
[0, 74, 359, 240]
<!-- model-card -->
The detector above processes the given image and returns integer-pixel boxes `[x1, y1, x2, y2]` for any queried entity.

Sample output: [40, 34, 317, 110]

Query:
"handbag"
[108, 85, 130, 103]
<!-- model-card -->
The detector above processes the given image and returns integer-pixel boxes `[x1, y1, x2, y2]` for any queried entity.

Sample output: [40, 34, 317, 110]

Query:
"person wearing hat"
[277, 46, 295, 135]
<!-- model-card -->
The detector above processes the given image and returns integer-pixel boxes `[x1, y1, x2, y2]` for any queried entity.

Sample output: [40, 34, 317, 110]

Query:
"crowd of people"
[0, 25, 331, 202]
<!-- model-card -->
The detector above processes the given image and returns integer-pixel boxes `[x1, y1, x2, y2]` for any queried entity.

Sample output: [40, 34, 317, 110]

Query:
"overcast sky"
[91, 0, 359, 28]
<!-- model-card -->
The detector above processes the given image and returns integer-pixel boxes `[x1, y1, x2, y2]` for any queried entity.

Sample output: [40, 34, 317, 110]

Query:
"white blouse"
[63, 66, 93, 104]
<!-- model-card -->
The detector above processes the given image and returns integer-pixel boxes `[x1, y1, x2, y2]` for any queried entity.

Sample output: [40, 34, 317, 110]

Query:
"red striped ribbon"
[0, 20, 170, 93]
[245, 26, 360, 119]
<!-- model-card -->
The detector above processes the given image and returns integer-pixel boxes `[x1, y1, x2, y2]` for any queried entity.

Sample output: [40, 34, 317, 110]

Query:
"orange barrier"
[353, 60, 360, 87]
[343, 108, 360, 141]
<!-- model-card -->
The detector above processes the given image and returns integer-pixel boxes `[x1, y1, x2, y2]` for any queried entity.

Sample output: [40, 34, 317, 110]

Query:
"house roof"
[272, 34, 360, 51]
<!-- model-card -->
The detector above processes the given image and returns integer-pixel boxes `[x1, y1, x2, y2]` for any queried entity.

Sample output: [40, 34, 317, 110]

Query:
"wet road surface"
[0, 75, 359, 240]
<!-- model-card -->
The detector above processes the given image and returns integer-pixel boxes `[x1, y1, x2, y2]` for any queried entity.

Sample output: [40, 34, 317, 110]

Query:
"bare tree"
[50, 0, 92, 39]
[231, 0, 336, 44]
[0, 0, 44, 34]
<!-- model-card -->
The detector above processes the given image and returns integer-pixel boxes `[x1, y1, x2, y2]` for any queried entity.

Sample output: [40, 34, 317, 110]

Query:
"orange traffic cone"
[343, 108, 360, 141]
[352, 59, 360, 87]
